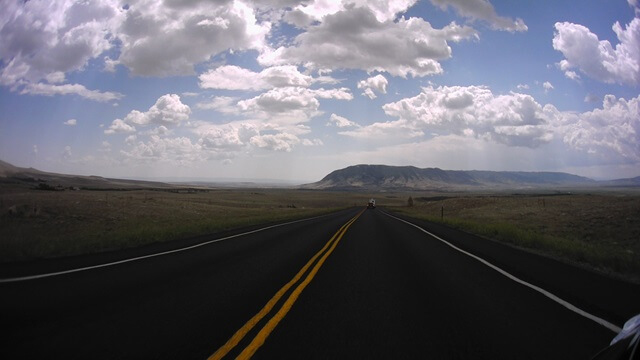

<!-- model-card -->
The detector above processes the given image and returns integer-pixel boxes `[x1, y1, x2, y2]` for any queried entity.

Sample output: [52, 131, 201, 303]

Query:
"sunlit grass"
[390, 194, 640, 280]
[2, 188, 639, 282]
[0, 188, 378, 262]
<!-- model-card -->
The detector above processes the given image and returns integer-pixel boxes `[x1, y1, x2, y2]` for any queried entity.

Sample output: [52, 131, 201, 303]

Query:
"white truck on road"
[367, 198, 376, 209]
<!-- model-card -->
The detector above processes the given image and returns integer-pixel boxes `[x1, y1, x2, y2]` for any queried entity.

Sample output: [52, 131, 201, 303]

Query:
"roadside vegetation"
[0, 187, 377, 262]
[389, 193, 640, 282]
[2, 185, 639, 282]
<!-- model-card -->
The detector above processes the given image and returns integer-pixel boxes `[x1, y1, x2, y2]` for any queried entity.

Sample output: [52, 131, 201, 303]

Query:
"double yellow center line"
[209, 210, 364, 360]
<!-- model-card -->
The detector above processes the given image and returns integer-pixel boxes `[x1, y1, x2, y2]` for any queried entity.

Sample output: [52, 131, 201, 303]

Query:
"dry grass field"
[0, 186, 381, 262]
[1, 185, 639, 282]
[390, 192, 640, 281]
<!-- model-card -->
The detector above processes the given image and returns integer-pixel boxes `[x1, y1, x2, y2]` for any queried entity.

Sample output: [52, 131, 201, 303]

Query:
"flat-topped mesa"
[302, 164, 596, 191]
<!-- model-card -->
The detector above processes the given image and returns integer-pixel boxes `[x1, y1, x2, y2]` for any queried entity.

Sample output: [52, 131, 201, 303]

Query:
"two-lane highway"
[1, 207, 638, 359]
[0, 208, 362, 359]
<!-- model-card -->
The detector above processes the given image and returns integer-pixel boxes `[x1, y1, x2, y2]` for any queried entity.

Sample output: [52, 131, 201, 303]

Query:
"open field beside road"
[1, 185, 639, 282]
[389, 192, 640, 282]
[0, 186, 383, 262]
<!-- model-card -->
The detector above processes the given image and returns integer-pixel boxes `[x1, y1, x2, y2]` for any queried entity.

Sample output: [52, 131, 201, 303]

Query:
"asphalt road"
[1, 207, 638, 359]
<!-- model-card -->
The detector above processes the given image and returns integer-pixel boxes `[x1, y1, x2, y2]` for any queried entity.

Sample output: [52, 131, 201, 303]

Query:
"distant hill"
[2, 160, 638, 191]
[599, 176, 640, 187]
[0, 159, 175, 190]
[301, 164, 600, 191]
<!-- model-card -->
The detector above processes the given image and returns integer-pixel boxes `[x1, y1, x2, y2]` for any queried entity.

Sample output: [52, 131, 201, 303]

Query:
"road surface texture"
[1, 207, 638, 359]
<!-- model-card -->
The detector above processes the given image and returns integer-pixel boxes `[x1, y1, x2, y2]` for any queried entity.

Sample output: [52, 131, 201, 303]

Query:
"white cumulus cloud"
[122, 135, 204, 164]
[378, 85, 555, 148]
[196, 96, 239, 114]
[117, 0, 271, 76]
[20, 83, 123, 102]
[105, 94, 190, 135]
[553, 18, 640, 86]
[0, 0, 273, 86]
[564, 70, 581, 81]
[259, 6, 478, 77]
[250, 132, 301, 152]
[199, 65, 313, 90]
[357, 74, 388, 99]
[429, 0, 527, 32]
[197, 123, 259, 152]
[124, 94, 191, 127]
[237, 86, 353, 126]
[285, 0, 418, 25]
[344, 86, 640, 163]
[0, 0, 122, 85]
[63, 145, 72, 159]
[327, 114, 360, 128]
[339, 119, 424, 141]
[0, 0, 124, 101]
[559, 94, 640, 162]
[302, 138, 323, 146]
[104, 119, 136, 135]
[125, 135, 137, 145]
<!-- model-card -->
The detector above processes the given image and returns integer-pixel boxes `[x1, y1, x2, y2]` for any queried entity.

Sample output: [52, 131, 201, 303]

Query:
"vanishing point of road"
[1, 207, 639, 359]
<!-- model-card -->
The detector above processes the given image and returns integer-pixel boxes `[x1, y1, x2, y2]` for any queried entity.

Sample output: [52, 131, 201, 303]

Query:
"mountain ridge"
[1, 160, 638, 190]
[0, 159, 175, 189]
[302, 164, 612, 190]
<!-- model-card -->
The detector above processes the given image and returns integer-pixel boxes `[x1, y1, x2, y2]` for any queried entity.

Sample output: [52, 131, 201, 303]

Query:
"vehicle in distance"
[367, 198, 376, 209]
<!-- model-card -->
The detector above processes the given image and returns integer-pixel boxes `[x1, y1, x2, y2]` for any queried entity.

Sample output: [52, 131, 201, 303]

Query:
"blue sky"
[1, 0, 639, 182]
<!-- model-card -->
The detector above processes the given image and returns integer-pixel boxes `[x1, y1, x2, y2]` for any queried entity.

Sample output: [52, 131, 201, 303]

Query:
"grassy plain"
[389, 192, 640, 281]
[1, 185, 639, 282]
[0, 186, 382, 262]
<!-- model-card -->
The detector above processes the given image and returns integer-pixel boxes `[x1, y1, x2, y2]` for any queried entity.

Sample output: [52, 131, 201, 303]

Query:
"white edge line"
[383, 211, 623, 334]
[0, 213, 330, 284]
